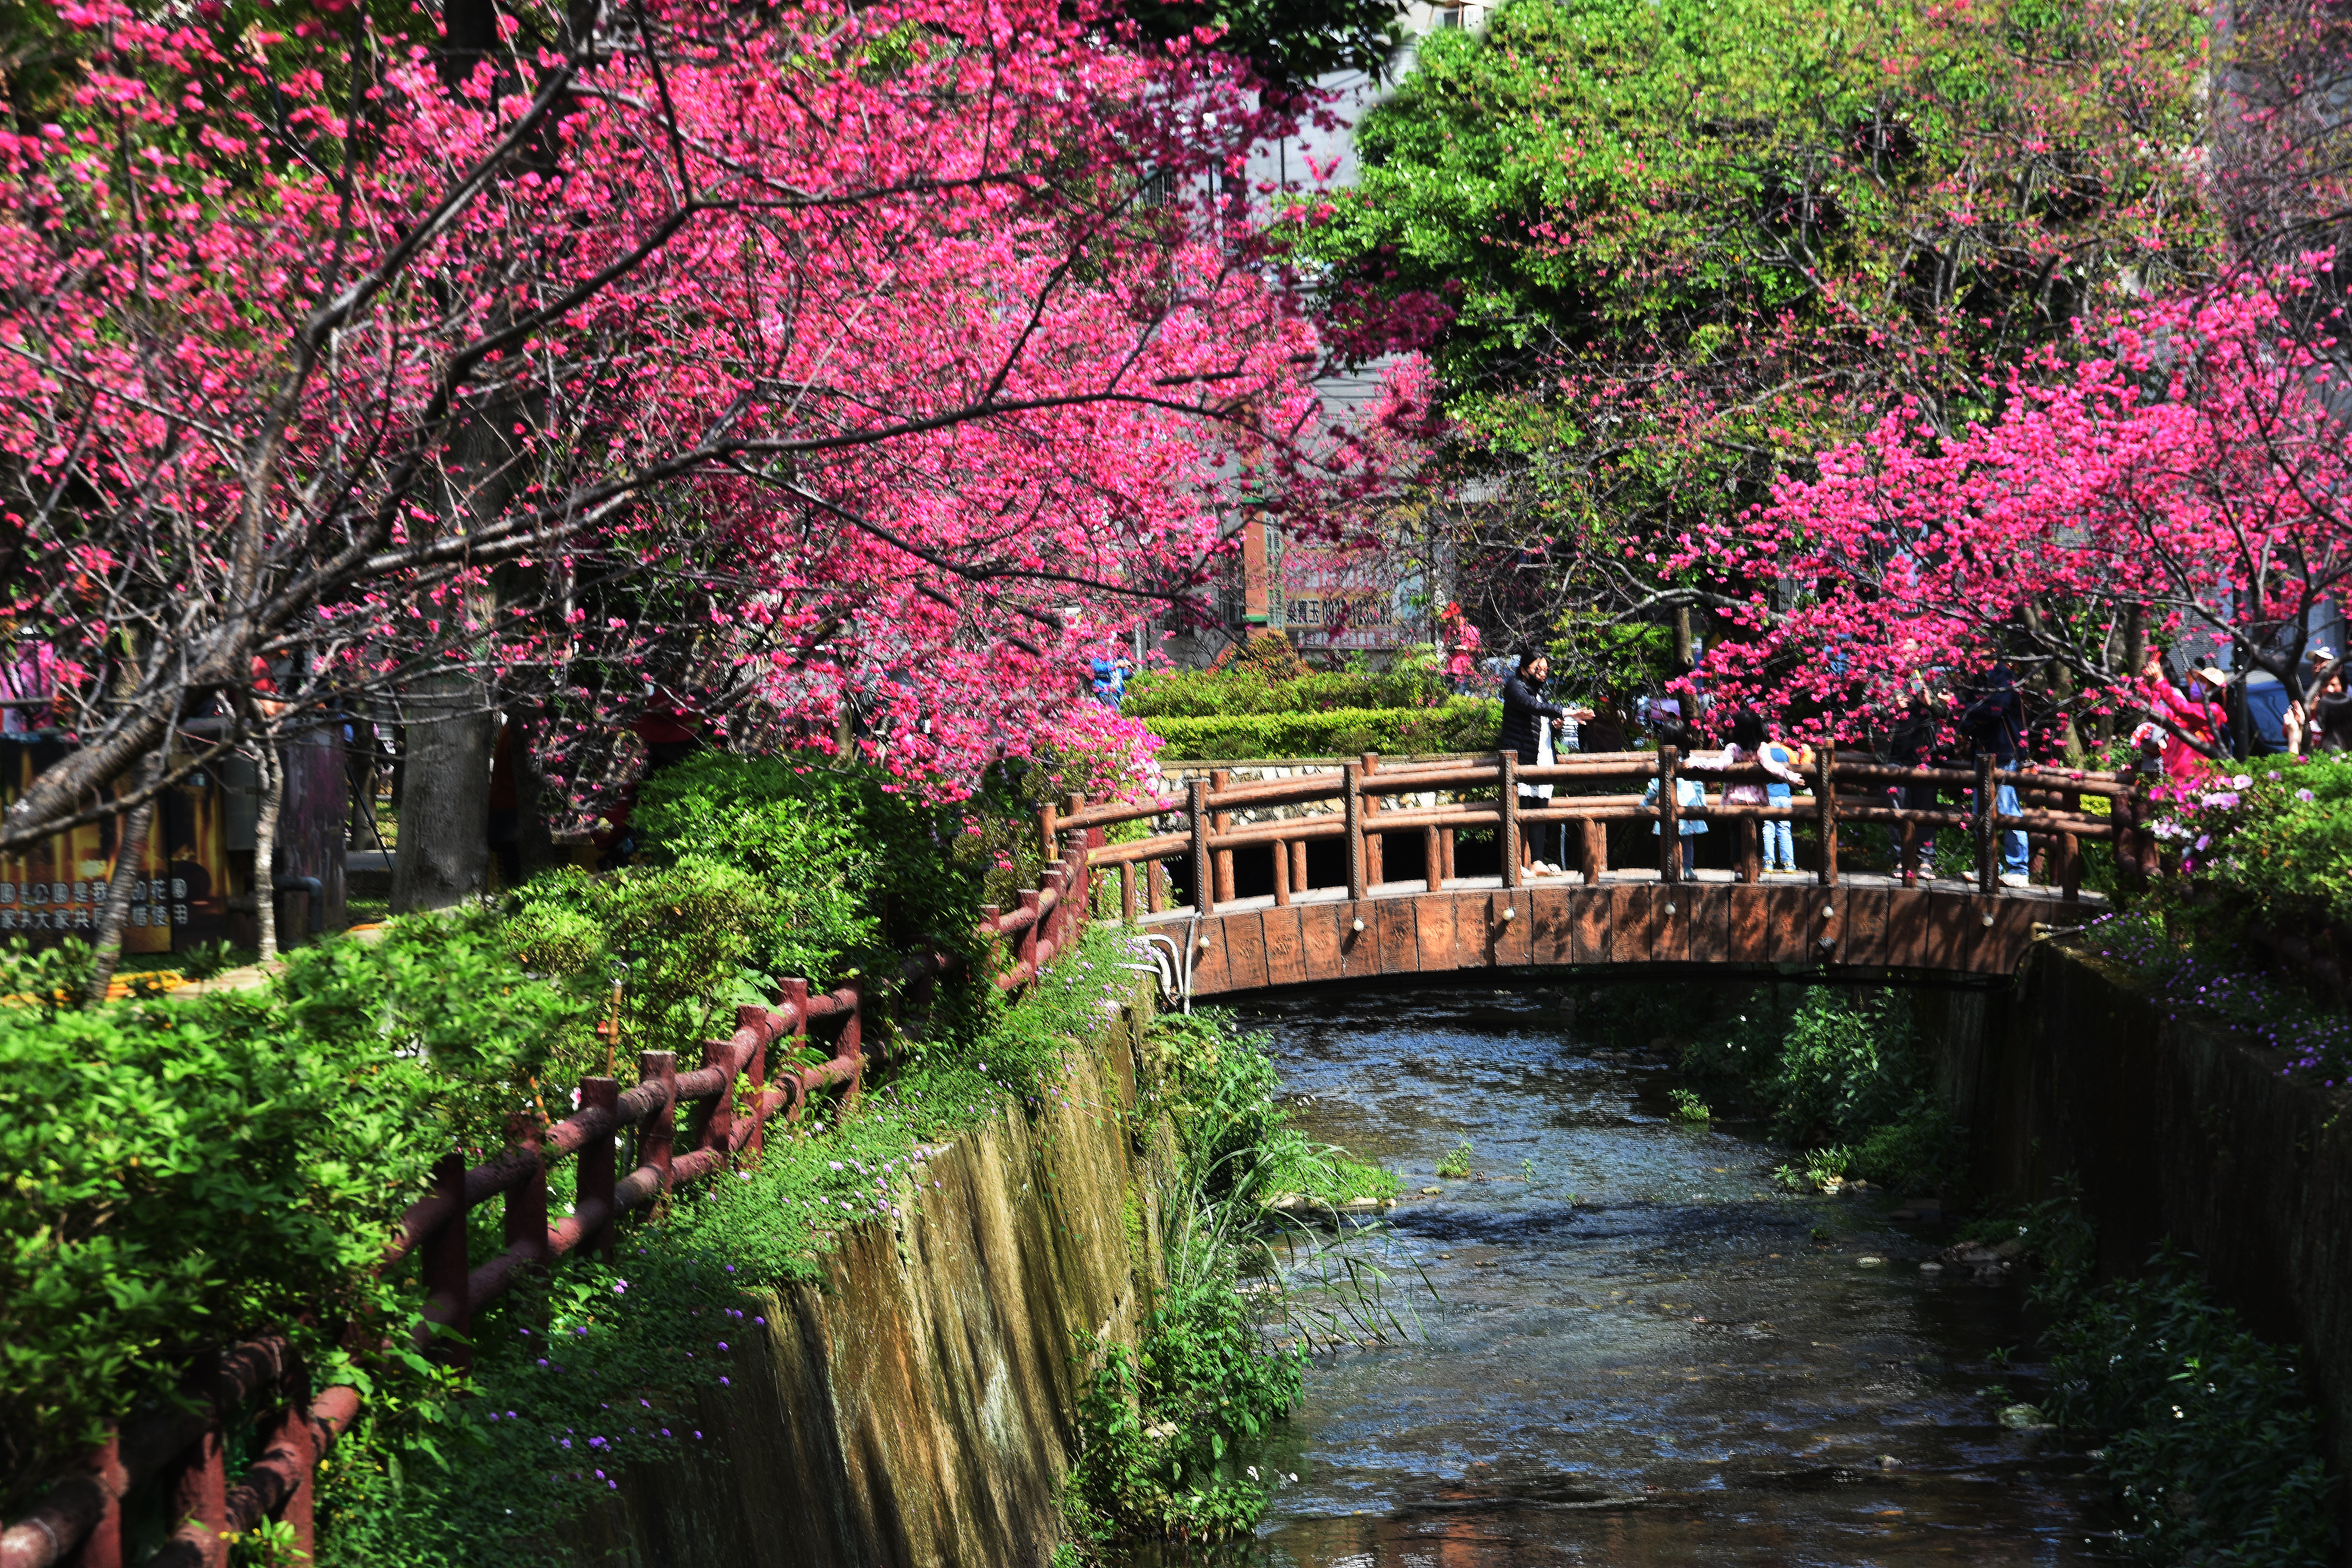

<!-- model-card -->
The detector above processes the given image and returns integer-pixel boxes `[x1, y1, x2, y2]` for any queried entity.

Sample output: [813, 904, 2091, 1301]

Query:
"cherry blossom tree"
[0, 0, 1424, 902]
[1666, 268, 2352, 753]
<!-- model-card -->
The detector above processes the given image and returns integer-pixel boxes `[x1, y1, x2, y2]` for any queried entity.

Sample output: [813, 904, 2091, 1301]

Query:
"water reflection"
[1125, 983, 2110, 1566]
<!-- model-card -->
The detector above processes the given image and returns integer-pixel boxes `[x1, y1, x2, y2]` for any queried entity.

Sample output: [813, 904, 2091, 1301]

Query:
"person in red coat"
[2139, 656, 2228, 780]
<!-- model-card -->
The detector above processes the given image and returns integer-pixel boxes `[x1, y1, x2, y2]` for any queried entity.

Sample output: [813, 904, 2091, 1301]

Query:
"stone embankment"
[558, 985, 1169, 1568]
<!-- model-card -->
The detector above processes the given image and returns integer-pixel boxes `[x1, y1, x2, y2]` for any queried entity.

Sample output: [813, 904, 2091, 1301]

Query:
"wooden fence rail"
[0, 840, 1097, 1568]
[1049, 750, 2141, 919]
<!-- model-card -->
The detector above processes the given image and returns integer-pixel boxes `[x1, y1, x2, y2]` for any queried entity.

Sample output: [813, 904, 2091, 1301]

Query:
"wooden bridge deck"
[1136, 870, 2101, 997]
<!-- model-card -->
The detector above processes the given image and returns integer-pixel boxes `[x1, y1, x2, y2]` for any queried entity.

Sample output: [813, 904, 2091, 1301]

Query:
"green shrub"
[1144, 700, 1500, 760]
[1767, 987, 1924, 1149]
[2146, 756, 2352, 938]
[2025, 1207, 2338, 1566]
[0, 986, 440, 1506]
[632, 751, 985, 978]
[1124, 661, 1445, 719]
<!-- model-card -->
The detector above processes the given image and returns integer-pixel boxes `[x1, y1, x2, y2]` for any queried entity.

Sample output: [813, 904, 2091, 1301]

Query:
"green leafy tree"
[1296, 0, 2214, 661]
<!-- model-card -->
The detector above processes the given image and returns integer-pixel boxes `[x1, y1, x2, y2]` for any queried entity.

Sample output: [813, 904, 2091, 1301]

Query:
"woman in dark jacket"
[1499, 652, 1591, 761]
[1501, 652, 1594, 872]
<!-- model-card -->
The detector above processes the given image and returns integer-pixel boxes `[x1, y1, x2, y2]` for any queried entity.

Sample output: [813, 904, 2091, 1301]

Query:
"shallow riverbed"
[1129, 982, 2110, 1567]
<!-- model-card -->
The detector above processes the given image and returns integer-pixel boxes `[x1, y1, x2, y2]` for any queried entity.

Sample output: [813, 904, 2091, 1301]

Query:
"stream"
[1134, 982, 2111, 1566]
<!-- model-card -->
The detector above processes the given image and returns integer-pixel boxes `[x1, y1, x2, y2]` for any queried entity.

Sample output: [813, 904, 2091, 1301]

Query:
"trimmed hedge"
[1145, 701, 1500, 760]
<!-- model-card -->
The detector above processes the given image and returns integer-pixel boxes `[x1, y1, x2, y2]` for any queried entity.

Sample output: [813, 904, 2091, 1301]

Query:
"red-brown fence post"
[1043, 860, 1068, 955]
[1187, 779, 1213, 915]
[421, 1152, 470, 1369]
[2060, 790, 2083, 902]
[696, 1036, 736, 1162]
[578, 1077, 619, 1262]
[77, 1425, 127, 1568]
[638, 1051, 677, 1195]
[1577, 818, 1604, 885]
[1657, 746, 1681, 884]
[1816, 748, 1839, 887]
[737, 1004, 770, 1158]
[167, 1357, 227, 1567]
[1343, 762, 1367, 900]
[779, 978, 809, 1120]
[1975, 753, 1998, 895]
[1424, 823, 1442, 892]
[1063, 828, 1091, 930]
[838, 978, 864, 1096]
[1361, 753, 1386, 887]
[1210, 769, 1235, 905]
[1499, 750, 1522, 889]
[267, 1398, 321, 1566]
[505, 1113, 550, 1285]
[1121, 861, 1138, 922]
[1018, 888, 1042, 979]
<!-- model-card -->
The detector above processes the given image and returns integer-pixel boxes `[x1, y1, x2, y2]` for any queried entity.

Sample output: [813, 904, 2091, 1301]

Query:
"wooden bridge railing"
[0, 842, 1097, 1568]
[1047, 750, 2142, 920]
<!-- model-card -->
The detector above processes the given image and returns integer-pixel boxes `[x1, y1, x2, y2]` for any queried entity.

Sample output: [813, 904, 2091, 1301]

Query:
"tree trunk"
[253, 736, 285, 961]
[393, 670, 495, 911]
[84, 752, 162, 1003]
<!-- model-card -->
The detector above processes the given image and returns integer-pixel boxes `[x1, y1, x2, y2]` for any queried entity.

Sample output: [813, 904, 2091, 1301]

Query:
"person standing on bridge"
[1501, 651, 1593, 872]
[1886, 680, 1949, 879]
[1687, 710, 1804, 871]
[1957, 663, 2032, 887]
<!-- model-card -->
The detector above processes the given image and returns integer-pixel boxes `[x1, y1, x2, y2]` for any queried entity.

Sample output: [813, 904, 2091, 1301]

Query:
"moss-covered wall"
[560, 987, 1167, 1568]
[1935, 942, 2352, 1543]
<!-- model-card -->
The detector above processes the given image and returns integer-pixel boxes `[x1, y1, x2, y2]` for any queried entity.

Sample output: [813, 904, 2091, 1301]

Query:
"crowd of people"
[1493, 639, 2349, 884]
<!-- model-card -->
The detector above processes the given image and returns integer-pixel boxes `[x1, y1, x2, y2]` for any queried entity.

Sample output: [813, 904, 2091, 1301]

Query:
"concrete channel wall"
[1935, 942, 2352, 1542]
[556, 985, 1169, 1568]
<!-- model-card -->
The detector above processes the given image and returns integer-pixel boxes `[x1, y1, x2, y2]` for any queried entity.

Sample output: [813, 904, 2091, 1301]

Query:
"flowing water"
[1132, 982, 2110, 1567]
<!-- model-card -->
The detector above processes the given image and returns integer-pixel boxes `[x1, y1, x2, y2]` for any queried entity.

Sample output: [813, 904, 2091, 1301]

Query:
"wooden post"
[579, 1076, 618, 1261]
[505, 1114, 550, 1283]
[1425, 823, 1443, 892]
[1440, 826, 1457, 884]
[267, 1401, 320, 1566]
[1816, 748, 1839, 887]
[695, 1036, 736, 1161]
[1975, 753, 1998, 895]
[1039, 800, 1058, 867]
[1147, 858, 1166, 914]
[1361, 753, 1386, 887]
[1018, 887, 1043, 975]
[1737, 816, 1760, 884]
[1577, 818, 1604, 884]
[1900, 818, 1922, 884]
[168, 1392, 227, 1568]
[1187, 779, 1213, 914]
[421, 1151, 470, 1369]
[2060, 789, 2082, 902]
[639, 1050, 678, 1194]
[1499, 750, 1522, 889]
[77, 1427, 126, 1568]
[1209, 769, 1235, 905]
[837, 977, 865, 1105]
[1271, 831, 1291, 906]
[779, 978, 809, 1122]
[1657, 746, 1681, 883]
[1343, 762, 1367, 900]
[1290, 838, 1308, 895]
[1063, 828, 1092, 929]
[741, 1004, 770, 1159]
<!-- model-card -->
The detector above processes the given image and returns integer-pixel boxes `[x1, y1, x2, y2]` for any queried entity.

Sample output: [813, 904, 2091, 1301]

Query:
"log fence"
[1064, 750, 2141, 916]
[0, 840, 1097, 1568]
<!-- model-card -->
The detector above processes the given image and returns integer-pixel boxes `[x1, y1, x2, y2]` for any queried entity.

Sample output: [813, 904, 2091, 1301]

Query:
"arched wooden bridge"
[1051, 748, 2142, 995]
